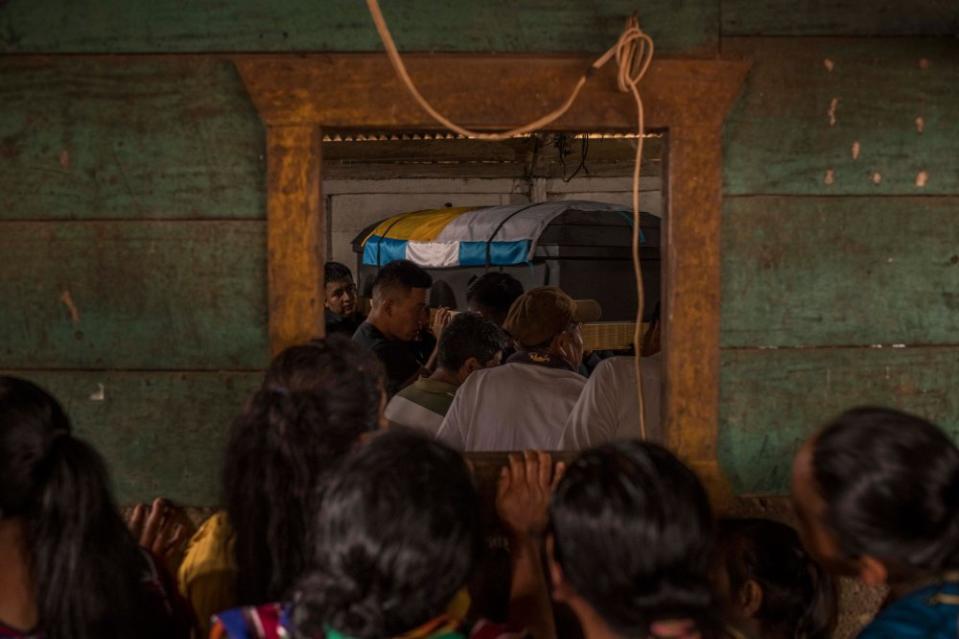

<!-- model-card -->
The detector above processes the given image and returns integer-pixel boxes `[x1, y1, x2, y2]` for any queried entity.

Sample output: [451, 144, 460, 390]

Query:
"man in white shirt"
[436, 286, 588, 451]
[558, 352, 663, 450]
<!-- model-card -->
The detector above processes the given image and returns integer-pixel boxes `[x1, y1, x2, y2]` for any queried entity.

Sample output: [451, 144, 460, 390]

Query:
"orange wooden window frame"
[235, 53, 750, 499]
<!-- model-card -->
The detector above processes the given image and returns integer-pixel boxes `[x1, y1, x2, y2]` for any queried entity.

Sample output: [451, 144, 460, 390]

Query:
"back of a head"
[324, 261, 353, 285]
[549, 440, 717, 637]
[224, 336, 386, 605]
[718, 518, 837, 639]
[812, 406, 959, 578]
[466, 272, 524, 319]
[293, 429, 482, 639]
[372, 259, 432, 301]
[437, 313, 507, 371]
[0, 376, 172, 639]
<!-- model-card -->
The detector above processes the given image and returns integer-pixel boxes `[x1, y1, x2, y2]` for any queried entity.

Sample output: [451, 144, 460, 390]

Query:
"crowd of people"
[327, 259, 661, 448]
[1, 259, 958, 638]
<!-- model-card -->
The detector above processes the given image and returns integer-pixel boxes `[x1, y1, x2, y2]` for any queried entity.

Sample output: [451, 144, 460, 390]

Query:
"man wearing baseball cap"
[436, 286, 589, 451]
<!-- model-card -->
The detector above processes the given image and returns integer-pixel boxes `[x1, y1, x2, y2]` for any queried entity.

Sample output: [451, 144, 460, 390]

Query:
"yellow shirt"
[177, 511, 237, 637]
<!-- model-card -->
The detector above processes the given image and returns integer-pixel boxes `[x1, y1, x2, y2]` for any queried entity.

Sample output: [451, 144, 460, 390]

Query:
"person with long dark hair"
[547, 440, 722, 639]
[178, 336, 386, 634]
[792, 406, 959, 638]
[714, 518, 837, 639]
[0, 376, 191, 639]
[210, 430, 560, 639]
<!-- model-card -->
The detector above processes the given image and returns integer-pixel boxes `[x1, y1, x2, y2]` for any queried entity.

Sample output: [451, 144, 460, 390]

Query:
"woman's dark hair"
[812, 406, 959, 578]
[0, 376, 182, 639]
[549, 440, 719, 637]
[292, 429, 482, 639]
[466, 272, 524, 317]
[717, 518, 837, 639]
[224, 336, 385, 606]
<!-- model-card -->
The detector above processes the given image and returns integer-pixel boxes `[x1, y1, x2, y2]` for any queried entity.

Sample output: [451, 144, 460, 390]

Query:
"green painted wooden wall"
[0, 0, 718, 55]
[719, 35, 959, 493]
[1, 0, 956, 503]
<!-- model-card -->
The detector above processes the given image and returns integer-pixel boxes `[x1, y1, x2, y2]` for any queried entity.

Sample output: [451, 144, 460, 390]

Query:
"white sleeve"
[559, 360, 619, 450]
[383, 396, 402, 424]
[435, 379, 472, 451]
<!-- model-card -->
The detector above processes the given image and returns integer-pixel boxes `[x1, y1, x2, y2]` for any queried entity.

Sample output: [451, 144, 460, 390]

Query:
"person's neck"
[509, 348, 575, 372]
[367, 311, 401, 341]
[0, 519, 37, 632]
[550, 349, 574, 369]
[428, 367, 461, 387]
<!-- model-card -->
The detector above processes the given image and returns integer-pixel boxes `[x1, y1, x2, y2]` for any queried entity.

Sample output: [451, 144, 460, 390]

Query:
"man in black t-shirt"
[353, 260, 448, 396]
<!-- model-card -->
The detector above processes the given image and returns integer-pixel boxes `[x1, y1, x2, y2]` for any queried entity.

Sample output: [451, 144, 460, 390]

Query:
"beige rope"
[365, 1, 654, 438]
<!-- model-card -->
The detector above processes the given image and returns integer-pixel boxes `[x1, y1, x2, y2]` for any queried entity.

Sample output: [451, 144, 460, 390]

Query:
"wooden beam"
[235, 54, 748, 133]
[663, 124, 729, 504]
[266, 125, 325, 354]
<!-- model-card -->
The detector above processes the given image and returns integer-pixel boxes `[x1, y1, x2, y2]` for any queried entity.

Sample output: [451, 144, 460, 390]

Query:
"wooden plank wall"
[719, 34, 959, 493]
[0, 57, 268, 503]
[0, 0, 718, 56]
[1, 0, 957, 503]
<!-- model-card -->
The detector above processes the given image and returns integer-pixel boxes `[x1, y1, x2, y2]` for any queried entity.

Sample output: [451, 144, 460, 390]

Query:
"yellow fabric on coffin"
[364, 207, 479, 243]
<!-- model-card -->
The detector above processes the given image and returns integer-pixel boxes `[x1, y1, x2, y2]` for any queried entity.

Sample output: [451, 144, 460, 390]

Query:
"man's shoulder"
[396, 380, 454, 411]
[473, 363, 585, 394]
[593, 356, 636, 380]
[593, 355, 661, 381]
[518, 362, 588, 384]
[353, 323, 404, 355]
[351, 320, 379, 344]
[461, 363, 526, 387]
[326, 309, 363, 336]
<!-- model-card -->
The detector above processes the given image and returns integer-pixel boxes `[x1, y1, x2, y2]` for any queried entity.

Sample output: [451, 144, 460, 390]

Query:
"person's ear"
[458, 357, 481, 382]
[380, 297, 394, 317]
[550, 332, 568, 356]
[739, 579, 764, 619]
[546, 535, 572, 602]
[858, 555, 888, 586]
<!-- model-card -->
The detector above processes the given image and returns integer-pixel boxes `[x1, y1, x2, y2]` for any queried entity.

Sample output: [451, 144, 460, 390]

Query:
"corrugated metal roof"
[321, 131, 661, 142]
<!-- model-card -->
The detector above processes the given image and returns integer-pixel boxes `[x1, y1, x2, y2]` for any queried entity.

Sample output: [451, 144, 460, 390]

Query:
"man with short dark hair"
[323, 262, 363, 337]
[466, 272, 525, 327]
[436, 286, 588, 451]
[353, 260, 446, 396]
[384, 313, 505, 436]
